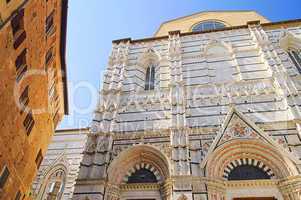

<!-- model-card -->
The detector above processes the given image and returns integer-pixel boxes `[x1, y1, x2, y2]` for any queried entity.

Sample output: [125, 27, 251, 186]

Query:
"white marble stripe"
[228, 164, 234, 170]
[223, 159, 275, 179]
[135, 164, 140, 170]
[253, 159, 258, 166]
[224, 167, 231, 173]
[150, 166, 155, 172]
[263, 166, 269, 172]
[231, 161, 237, 167]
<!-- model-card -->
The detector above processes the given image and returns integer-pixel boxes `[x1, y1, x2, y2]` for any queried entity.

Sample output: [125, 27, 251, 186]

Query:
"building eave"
[55, 127, 90, 134]
[60, 0, 69, 115]
[112, 18, 301, 45]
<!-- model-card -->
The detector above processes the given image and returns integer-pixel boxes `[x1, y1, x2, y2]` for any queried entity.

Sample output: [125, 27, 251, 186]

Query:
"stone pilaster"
[161, 180, 173, 200]
[171, 128, 190, 176]
[168, 30, 190, 177]
[168, 30, 185, 129]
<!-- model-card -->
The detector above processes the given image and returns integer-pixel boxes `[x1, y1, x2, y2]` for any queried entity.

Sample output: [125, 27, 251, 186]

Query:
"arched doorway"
[205, 139, 298, 200]
[200, 108, 301, 200]
[106, 145, 171, 200]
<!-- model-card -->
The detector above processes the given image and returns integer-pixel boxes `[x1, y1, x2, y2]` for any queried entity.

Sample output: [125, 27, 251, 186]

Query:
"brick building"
[73, 11, 301, 200]
[0, 0, 68, 199]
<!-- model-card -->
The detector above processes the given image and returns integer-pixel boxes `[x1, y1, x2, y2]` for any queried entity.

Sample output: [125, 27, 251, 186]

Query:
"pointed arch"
[201, 107, 300, 180]
[137, 48, 161, 68]
[204, 39, 233, 57]
[107, 144, 170, 184]
[134, 48, 161, 91]
[40, 153, 69, 179]
[145, 64, 155, 90]
[35, 154, 69, 200]
[204, 39, 235, 83]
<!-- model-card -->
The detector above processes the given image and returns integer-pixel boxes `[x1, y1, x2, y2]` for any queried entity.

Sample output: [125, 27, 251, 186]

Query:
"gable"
[216, 112, 264, 148]
[155, 11, 270, 36]
[201, 107, 301, 168]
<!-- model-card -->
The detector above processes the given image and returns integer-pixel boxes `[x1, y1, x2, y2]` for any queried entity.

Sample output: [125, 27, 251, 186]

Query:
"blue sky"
[58, 0, 301, 129]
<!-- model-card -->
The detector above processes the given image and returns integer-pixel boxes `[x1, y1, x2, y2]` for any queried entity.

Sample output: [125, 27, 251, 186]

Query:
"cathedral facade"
[32, 128, 88, 200]
[73, 11, 301, 200]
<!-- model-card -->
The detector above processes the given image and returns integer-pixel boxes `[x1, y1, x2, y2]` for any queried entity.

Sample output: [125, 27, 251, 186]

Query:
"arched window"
[145, 65, 155, 90]
[227, 165, 271, 181]
[127, 168, 157, 183]
[192, 21, 225, 32]
[42, 169, 66, 200]
[288, 50, 301, 73]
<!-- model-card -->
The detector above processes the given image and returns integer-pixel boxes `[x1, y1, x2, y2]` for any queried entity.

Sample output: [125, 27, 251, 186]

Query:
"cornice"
[112, 127, 218, 140]
[225, 179, 279, 188]
[92, 119, 298, 140]
[120, 183, 160, 191]
[112, 19, 301, 45]
[55, 127, 90, 134]
[113, 129, 170, 140]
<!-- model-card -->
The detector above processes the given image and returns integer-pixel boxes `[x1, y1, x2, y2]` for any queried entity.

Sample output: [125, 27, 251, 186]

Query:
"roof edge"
[112, 18, 301, 45]
[55, 127, 90, 133]
[154, 10, 266, 36]
[60, 0, 69, 115]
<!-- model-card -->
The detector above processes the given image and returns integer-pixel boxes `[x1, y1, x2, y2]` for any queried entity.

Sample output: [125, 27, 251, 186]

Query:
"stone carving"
[96, 136, 109, 153]
[84, 135, 97, 153]
[153, 143, 171, 159]
[112, 145, 123, 156]
[219, 114, 259, 146]
[177, 194, 188, 200]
